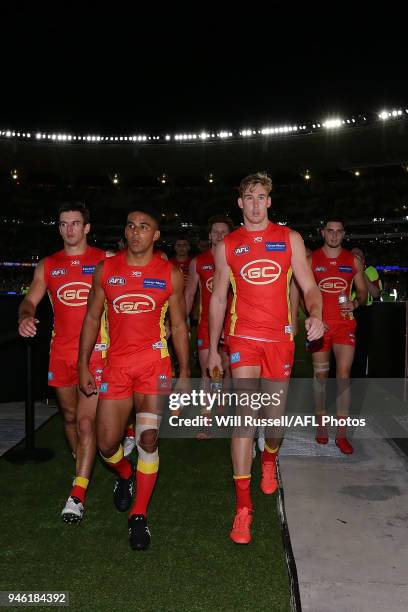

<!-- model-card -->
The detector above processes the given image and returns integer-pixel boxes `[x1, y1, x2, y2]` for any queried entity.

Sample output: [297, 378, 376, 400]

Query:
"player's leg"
[230, 358, 261, 545]
[196, 347, 212, 439]
[128, 393, 164, 550]
[98, 395, 135, 510]
[127, 357, 170, 550]
[55, 386, 78, 456]
[61, 390, 99, 523]
[332, 343, 355, 454]
[311, 350, 331, 443]
[259, 342, 294, 495]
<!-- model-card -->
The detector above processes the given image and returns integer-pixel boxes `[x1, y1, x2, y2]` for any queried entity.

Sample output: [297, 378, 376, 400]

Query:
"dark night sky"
[1, 7, 407, 133]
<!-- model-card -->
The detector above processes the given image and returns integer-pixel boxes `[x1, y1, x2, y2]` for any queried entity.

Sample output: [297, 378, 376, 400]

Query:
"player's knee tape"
[313, 361, 329, 374]
[313, 365, 329, 393]
[135, 412, 161, 466]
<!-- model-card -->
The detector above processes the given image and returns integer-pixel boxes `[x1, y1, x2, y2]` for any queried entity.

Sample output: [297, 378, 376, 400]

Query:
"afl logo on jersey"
[240, 259, 281, 285]
[206, 277, 214, 292]
[234, 245, 250, 256]
[113, 293, 156, 314]
[108, 276, 126, 285]
[318, 277, 348, 293]
[57, 282, 90, 306]
[50, 268, 67, 277]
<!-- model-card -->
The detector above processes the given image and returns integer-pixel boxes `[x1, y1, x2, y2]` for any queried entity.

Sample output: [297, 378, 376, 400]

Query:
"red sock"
[262, 446, 278, 465]
[111, 457, 133, 479]
[70, 485, 86, 504]
[234, 477, 252, 511]
[336, 419, 347, 439]
[130, 470, 158, 516]
[70, 476, 89, 504]
[125, 425, 135, 438]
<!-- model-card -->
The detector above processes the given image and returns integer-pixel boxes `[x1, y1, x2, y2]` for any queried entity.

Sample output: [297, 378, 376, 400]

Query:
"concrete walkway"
[280, 429, 408, 611]
[0, 401, 57, 456]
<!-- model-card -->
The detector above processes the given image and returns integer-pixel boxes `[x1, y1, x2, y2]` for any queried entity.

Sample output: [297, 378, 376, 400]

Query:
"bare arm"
[78, 262, 106, 394]
[208, 241, 231, 374]
[18, 259, 47, 337]
[168, 266, 190, 378]
[289, 278, 300, 336]
[184, 257, 199, 315]
[352, 257, 369, 307]
[290, 231, 324, 341]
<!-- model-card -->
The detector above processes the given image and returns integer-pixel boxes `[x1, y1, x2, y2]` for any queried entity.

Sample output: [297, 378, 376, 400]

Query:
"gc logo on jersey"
[57, 282, 91, 306]
[112, 293, 156, 314]
[206, 277, 214, 292]
[318, 277, 348, 293]
[234, 245, 250, 255]
[240, 259, 281, 285]
[108, 276, 126, 285]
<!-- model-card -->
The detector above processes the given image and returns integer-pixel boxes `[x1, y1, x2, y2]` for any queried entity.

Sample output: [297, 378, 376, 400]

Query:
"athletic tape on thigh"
[135, 412, 161, 465]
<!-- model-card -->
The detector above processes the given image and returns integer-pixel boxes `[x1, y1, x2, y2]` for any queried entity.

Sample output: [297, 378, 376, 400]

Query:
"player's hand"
[78, 367, 97, 396]
[339, 300, 354, 315]
[305, 316, 325, 341]
[207, 349, 223, 378]
[18, 317, 39, 338]
[174, 374, 191, 396]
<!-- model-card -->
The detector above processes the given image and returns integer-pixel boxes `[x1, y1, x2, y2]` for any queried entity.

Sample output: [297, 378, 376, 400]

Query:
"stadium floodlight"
[11, 169, 18, 180]
[304, 170, 311, 181]
[378, 110, 390, 120]
[165, 135, 171, 141]
[207, 172, 214, 184]
[112, 173, 119, 185]
[159, 173, 167, 184]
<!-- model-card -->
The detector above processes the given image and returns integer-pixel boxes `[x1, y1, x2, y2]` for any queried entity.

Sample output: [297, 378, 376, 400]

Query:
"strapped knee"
[135, 412, 161, 464]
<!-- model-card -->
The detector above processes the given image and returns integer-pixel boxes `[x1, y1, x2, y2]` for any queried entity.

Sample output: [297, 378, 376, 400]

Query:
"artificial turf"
[0, 416, 291, 612]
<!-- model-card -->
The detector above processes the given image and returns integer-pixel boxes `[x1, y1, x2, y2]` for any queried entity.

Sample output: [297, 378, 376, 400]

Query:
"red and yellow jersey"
[196, 249, 231, 340]
[102, 250, 173, 366]
[224, 223, 293, 343]
[169, 257, 191, 284]
[43, 246, 107, 359]
[196, 250, 215, 328]
[311, 247, 356, 322]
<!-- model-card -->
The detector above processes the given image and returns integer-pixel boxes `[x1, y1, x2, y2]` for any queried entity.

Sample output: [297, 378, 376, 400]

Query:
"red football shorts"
[48, 352, 105, 388]
[228, 336, 295, 379]
[307, 319, 356, 353]
[98, 356, 172, 399]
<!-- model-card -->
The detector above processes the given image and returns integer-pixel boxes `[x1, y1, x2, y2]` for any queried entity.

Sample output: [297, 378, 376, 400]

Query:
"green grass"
[0, 417, 291, 612]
